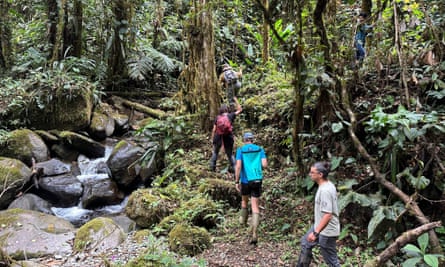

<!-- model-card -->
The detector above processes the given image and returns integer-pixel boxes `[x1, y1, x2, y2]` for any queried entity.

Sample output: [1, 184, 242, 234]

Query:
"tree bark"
[182, 0, 218, 131]
[261, 0, 269, 64]
[107, 0, 132, 87]
[50, 0, 66, 63]
[0, 0, 12, 69]
[365, 221, 442, 267]
[340, 80, 443, 261]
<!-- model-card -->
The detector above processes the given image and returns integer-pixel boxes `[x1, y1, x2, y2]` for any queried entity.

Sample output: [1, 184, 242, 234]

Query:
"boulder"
[38, 173, 83, 207]
[73, 217, 126, 254]
[35, 158, 72, 176]
[8, 193, 53, 215]
[59, 131, 105, 159]
[125, 188, 177, 228]
[80, 177, 125, 209]
[0, 129, 49, 166]
[168, 224, 211, 256]
[107, 140, 145, 189]
[25, 85, 93, 131]
[0, 209, 75, 260]
[0, 157, 31, 209]
[88, 111, 115, 141]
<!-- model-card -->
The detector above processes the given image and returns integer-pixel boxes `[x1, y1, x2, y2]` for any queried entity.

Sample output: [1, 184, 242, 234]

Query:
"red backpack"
[215, 114, 233, 135]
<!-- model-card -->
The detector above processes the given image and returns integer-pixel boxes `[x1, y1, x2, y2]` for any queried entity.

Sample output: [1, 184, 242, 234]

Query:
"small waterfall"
[51, 139, 128, 226]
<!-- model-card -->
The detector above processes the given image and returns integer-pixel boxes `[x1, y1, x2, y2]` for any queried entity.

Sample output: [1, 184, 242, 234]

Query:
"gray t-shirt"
[314, 180, 340, 237]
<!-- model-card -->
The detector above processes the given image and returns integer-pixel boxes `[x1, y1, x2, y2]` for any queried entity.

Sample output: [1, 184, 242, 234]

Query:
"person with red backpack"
[210, 97, 242, 173]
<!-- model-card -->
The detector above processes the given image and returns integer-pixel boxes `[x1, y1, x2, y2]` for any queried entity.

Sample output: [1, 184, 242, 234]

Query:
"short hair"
[219, 105, 229, 114]
[312, 161, 331, 179]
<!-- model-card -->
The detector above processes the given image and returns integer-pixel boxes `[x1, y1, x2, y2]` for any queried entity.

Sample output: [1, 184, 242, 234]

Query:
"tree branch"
[365, 221, 442, 267]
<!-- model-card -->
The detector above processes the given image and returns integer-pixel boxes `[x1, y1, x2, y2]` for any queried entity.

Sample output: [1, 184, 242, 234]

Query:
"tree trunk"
[0, 0, 12, 69]
[50, 0, 66, 63]
[183, 0, 219, 131]
[261, 0, 269, 64]
[71, 0, 83, 57]
[47, 0, 58, 61]
[361, 0, 372, 16]
[107, 0, 132, 88]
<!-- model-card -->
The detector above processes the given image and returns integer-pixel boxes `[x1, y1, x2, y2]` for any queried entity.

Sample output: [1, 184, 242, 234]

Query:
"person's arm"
[211, 123, 216, 140]
[233, 97, 242, 115]
[235, 158, 242, 192]
[236, 67, 242, 78]
[308, 212, 333, 242]
[261, 158, 267, 169]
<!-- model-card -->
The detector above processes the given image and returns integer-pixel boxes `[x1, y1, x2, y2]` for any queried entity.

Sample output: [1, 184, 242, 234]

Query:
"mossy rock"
[198, 178, 241, 208]
[73, 217, 126, 252]
[125, 188, 178, 228]
[177, 195, 222, 229]
[168, 224, 211, 256]
[25, 85, 94, 131]
[0, 129, 49, 166]
[156, 214, 184, 236]
[0, 157, 31, 209]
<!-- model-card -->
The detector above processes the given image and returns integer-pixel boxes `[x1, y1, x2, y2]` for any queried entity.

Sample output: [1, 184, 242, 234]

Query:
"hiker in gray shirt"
[296, 161, 341, 267]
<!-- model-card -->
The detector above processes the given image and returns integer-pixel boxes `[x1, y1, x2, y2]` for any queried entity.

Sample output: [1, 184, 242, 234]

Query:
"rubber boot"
[250, 212, 260, 245]
[295, 248, 312, 267]
[239, 208, 248, 226]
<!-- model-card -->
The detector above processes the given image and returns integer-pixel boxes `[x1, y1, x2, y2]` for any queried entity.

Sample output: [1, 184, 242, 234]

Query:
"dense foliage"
[1, 0, 444, 266]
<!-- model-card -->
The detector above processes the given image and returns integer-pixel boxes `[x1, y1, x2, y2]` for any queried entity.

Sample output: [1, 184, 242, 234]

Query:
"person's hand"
[307, 232, 317, 242]
[235, 183, 241, 192]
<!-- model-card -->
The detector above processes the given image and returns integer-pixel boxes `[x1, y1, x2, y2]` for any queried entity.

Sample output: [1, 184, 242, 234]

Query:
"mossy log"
[121, 98, 166, 119]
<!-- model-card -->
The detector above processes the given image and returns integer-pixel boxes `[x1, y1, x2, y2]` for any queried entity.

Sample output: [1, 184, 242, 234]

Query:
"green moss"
[74, 217, 115, 251]
[0, 157, 28, 187]
[125, 188, 176, 228]
[168, 224, 211, 256]
[133, 229, 151, 243]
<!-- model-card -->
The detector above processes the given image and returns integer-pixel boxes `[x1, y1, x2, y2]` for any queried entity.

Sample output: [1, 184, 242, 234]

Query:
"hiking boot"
[239, 208, 248, 226]
[250, 212, 260, 245]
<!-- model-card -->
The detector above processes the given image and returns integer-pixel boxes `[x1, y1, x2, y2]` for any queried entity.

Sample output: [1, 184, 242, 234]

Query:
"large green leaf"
[367, 202, 405, 238]
[424, 254, 439, 267]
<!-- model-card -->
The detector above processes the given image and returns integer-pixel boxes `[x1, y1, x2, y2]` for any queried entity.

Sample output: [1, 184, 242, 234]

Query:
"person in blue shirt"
[355, 12, 373, 63]
[235, 132, 267, 245]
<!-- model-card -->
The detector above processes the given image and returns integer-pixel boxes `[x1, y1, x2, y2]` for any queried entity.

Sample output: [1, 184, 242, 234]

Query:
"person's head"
[310, 161, 331, 181]
[243, 132, 254, 143]
[358, 12, 367, 22]
[219, 104, 229, 114]
[223, 64, 231, 71]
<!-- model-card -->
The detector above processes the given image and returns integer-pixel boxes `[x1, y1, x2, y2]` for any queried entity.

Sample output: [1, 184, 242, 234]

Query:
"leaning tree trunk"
[340, 80, 443, 266]
[183, 0, 219, 131]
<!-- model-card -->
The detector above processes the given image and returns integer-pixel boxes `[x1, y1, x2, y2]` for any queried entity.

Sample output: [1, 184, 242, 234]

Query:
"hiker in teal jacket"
[235, 132, 267, 245]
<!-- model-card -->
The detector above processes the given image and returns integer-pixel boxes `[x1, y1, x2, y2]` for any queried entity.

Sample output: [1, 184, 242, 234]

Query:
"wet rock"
[35, 158, 72, 176]
[59, 131, 105, 159]
[8, 193, 53, 214]
[0, 209, 75, 260]
[38, 173, 83, 206]
[107, 140, 145, 189]
[81, 177, 125, 209]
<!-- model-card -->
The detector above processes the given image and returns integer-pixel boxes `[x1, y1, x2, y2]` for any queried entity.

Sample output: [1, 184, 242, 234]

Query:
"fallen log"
[118, 97, 167, 119]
